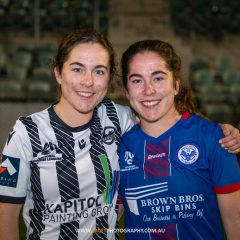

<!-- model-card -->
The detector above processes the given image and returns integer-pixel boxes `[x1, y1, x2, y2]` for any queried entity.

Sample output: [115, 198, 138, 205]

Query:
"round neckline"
[48, 103, 95, 132]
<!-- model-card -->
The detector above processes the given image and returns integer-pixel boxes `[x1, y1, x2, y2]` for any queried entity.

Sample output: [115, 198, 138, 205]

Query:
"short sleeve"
[0, 119, 31, 203]
[210, 126, 240, 194]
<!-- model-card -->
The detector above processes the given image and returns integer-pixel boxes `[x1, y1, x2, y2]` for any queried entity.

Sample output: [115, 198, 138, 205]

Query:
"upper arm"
[217, 190, 240, 240]
[0, 202, 23, 240]
[0, 202, 23, 219]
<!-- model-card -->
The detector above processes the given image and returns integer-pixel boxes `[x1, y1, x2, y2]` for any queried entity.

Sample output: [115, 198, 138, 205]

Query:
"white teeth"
[78, 92, 93, 97]
[142, 101, 158, 106]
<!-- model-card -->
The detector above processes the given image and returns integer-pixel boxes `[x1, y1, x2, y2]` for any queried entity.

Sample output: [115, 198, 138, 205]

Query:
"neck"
[141, 111, 181, 138]
[54, 102, 93, 128]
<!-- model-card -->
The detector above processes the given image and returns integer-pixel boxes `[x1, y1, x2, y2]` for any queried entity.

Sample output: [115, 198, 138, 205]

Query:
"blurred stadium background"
[0, 0, 239, 239]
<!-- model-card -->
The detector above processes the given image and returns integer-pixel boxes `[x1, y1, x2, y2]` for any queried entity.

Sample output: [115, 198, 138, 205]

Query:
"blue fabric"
[119, 114, 240, 239]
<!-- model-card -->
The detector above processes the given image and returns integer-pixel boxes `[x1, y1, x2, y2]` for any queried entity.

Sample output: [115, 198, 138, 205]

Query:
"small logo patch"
[121, 151, 139, 172]
[125, 151, 134, 165]
[32, 142, 62, 163]
[101, 127, 116, 145]
[79, 139, 86, 150]
[178, 144, 199, 164]
[0, 155, 20, 187]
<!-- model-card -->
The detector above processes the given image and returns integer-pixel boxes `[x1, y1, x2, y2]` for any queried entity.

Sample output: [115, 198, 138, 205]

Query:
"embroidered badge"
[0, 155, 20, 188]
[178, 144, 199, 164]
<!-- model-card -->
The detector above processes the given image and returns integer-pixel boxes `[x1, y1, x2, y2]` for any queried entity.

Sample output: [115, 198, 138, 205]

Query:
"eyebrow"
[69, 62, 109, 70]
[152, 70, 167, 75]
[129, 70, 167, 79]
[128, 73, 142, 79]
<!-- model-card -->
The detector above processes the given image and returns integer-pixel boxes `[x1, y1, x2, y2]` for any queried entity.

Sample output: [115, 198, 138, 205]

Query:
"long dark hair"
[121, 39, 198, 115]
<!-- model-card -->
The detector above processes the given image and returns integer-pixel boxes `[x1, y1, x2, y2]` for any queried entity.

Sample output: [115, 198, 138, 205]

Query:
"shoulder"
[187, 114, 223, 140]
[121, 124, 141, 141]
[188, 114, 221, 133]
[97, 98, 135, 132]
[98, 97, 132, 115]
[19, 106, 51, 126]
[10, 106, 50, 139]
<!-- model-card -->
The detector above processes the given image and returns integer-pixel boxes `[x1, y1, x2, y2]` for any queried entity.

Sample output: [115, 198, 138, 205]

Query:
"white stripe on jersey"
[0, 98, 134, 240]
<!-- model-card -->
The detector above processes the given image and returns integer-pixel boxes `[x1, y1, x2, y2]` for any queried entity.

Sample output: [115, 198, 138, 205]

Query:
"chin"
[141, 115, 159, 123]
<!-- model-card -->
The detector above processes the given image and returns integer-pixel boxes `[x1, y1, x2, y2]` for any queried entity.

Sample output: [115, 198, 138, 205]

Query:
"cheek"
[60, 78, 76, 92]
[128, 89, 141, 102]
[162, 85, 175, 96]
[61, 73, 79, 87]
[96, 77, 110, 90]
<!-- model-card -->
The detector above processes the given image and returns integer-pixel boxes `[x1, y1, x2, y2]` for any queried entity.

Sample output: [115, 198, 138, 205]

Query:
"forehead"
[129, 51, 167, 70]
[67, 42, 110, 62]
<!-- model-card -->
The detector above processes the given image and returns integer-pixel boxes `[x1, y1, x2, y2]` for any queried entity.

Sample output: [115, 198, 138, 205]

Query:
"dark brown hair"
[121, 39, 198, 115]
[51, 28, 117, 97]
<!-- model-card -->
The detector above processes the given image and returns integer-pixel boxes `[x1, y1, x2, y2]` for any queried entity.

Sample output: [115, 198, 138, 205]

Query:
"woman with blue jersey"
[119, 39, 240, 239]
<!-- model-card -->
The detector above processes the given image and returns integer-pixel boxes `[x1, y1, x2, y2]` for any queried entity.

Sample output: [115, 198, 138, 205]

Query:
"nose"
[144, 81, 156, 95]
[80, 71, 93, 87]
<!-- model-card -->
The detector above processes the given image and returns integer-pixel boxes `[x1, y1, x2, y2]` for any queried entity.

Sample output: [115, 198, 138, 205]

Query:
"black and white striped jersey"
[0, 98, 134, 240]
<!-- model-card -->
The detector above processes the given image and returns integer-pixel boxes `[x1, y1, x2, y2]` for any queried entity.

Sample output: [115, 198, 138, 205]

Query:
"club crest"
[178, 144, 199, 164]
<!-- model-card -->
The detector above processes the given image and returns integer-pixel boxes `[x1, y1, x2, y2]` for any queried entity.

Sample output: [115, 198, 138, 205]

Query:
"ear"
[54, 67, 62, 85]
[124, 87, 130, 100]
[174, 79, 180, 95]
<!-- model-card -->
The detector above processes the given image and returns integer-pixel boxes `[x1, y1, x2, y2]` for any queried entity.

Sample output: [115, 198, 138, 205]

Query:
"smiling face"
[125, 51, 180, 133]
[54, 42, 110, 126]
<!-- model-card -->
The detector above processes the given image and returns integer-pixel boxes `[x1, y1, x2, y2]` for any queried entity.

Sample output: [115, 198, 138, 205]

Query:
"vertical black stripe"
[20, 117, 42, 158]
[90, 109, 112, 193]
[103, 99, 121, 240]
[49, 114, 79, 240]
[20, 116, 45, 240]
[90, 112, 108, 239]
[90, 103, 122, 239]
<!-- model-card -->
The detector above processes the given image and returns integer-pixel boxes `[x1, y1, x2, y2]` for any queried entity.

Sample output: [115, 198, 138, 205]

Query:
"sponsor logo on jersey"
[101, 126, 116, 145]
[148, 153, 166, 160]
[125, 182, 168, 215]
[78, 139, 86, 150]
[32, 142, 62, 162]
[43, 195, 114, 223]
[144, 139, 170, 178]
[0, 155, 20, 187]
[178, 144, 199, 164]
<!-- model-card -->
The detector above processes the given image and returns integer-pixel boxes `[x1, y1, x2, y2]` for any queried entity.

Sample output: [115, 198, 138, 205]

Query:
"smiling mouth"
[77, 92, 94, 97]
[142, 100, 159, 107]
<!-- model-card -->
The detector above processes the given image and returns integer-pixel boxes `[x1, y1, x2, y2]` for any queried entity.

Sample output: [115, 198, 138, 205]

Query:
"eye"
[131, 78, 142, 84]
[154, 76, 164, 82]
[72, 67, 83, 73]
[95, 69, 105, 75]
[94, 68, 107, 76]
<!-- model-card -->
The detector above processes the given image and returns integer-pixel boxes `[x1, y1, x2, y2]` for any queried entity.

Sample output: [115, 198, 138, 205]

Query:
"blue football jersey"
[119, 113, 240, 240]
